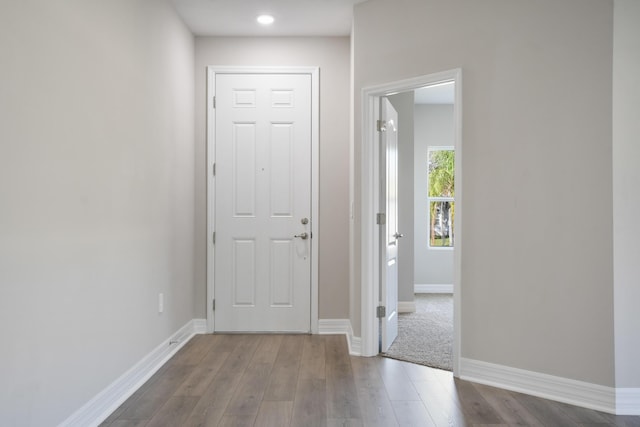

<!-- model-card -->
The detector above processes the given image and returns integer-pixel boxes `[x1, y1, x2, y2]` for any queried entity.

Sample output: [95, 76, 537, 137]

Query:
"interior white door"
[214, 73, 312, 332]
[380, 97, 399, 352]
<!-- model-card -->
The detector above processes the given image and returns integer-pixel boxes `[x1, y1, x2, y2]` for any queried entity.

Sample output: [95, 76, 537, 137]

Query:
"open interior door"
[380, 97, 400, 352]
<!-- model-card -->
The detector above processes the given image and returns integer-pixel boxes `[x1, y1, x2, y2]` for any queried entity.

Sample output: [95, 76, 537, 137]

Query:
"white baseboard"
[415, 284, 453, 293]
[59, 319, 207, 427]
[192, 318, 207, 334]
[398, 301, 416, 313]
[617, 388, 640, 415]
[460, 358, 616, 414]
[318, 319, 361, 356]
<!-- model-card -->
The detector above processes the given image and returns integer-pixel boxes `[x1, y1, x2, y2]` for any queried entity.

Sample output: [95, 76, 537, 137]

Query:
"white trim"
[460, 358, 617, 414]
[360, 69, 463, 378]
[414, 284, 453, 294]
[206, 66, 320, 334]
[318, 319, 361, 356]
[192, 318, 207, 334]
[616, 388, 640, 415]
[58, 319, 206, 427]
[398, 301, 416, 313]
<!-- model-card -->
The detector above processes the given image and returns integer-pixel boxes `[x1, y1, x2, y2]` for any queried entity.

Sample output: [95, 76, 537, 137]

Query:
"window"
[428, 147, 455, 248]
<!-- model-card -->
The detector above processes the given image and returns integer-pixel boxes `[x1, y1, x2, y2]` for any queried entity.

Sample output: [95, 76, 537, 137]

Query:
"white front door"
[380, 97, 399, 351]
[214, 73, 312, 332]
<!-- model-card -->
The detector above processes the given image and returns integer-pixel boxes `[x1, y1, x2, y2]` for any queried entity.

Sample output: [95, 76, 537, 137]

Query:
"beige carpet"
[382, 293, 453, 371]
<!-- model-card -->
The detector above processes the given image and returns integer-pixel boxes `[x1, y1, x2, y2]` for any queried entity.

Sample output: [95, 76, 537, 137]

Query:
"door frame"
[360, 68, 462, 376]
[206, 66, 320, 334]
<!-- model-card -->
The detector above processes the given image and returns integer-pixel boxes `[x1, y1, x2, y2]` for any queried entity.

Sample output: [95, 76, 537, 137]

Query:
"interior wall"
[388, 92, 415, 303]
[194, 37, 351, 319]
[613, 0, 640, 388]
[0, 1, 195, 425]
[414, 105, 455, 286]
[353, 0, 615, 386]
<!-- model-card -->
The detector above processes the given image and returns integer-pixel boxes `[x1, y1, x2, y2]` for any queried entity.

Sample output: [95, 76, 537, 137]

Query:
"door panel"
[215, 73, 311, 332]
[232, 123, 256, 216]
[381, 97, 399, 352]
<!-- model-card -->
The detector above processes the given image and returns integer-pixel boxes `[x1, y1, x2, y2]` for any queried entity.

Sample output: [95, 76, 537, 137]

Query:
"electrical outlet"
[158, 293, 164, 313]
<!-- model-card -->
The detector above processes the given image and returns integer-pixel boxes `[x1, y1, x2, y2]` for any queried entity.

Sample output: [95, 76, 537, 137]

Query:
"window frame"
[427, 145, 455, 250]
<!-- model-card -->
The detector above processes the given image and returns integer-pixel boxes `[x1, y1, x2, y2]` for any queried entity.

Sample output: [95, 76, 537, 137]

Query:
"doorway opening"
[360, 69, 462, 376]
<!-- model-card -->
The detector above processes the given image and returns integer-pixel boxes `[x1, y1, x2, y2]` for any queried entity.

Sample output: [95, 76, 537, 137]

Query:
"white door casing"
[359, 69, 462, 376]
[380, 98, 399, 352]
[207, 67, 319, 333]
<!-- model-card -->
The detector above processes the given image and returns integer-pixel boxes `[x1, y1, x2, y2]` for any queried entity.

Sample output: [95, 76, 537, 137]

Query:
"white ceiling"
[414, 81, 455, 105]
[170, 0, 367, 37]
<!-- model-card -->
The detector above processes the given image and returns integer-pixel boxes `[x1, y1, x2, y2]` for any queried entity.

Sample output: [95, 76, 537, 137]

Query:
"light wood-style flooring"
[101, 334, 640, 427]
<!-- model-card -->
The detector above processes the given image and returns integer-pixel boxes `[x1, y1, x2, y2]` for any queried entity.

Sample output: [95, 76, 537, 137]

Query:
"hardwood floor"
[101, 334, 640, 427]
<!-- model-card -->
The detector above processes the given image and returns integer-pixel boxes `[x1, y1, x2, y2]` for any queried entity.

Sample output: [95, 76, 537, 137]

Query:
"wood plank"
[391, 400, 436, 427]
[224, 338, 280, 416]
[145, 396, 199, 427]
[107, 421, 149, 427]
[376, 357, 422, 401]
[217, 414, 256, 427]
[324, 336, 360, 420]
[212, 333, 245, 353]
[356, 385, 399, 427]
[325, 335, 351, 372]
[118, 363, 193, 420]
[217, 334, 261, 374]
[411, 379, 469, 427]
[253, 401, 293, 427]
[174, 350, 230, 396]
[326, 418, 364, 427]
[514, 392, 580, 426]
[452, 378, 505, 424]
[224, 362, 273, 416]
[471, 382, 545, 426]
[264, 335, 304, 401]
[183, 370, 243, 427]
[251, 335, 284, 365]
[554, 400, 612, 424]
[168, 334, 215, 367]
[599, 413, 640, 427]
[264, 365, 299, 402]
[350, 356, 385, 388]
[298, 335, 326, 380]
[290, 378, 327, 427]
[326, 371, 361, 420]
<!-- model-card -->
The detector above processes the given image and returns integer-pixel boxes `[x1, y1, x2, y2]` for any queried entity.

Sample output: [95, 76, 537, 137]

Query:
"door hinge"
[377, 306, 386, 318]
[212, 162, 216, 176]
[377, 120, 387, 132]
[212, 231, 216, 244]
[376, 213, 386, 225]
[212, 299, 215, 311]
[212, 96, 216, 108]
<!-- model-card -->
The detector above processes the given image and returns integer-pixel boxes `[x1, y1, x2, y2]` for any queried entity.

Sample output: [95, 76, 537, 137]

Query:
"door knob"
[394, 232, 404, 239]
[294, 232, 309, 240]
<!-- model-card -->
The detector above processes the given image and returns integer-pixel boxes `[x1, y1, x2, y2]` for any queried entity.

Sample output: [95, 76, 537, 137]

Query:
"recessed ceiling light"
[257, 15, 275, 25]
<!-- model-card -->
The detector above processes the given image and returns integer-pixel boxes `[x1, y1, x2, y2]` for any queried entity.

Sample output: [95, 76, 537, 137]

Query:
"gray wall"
[388, 93, 415, 303]
[353, 0, 615, 386]
[194, 37, 351, 319]
[613, 0, 640, 388]
[0, 1, 195, 425]
[414, 105, 455, 286]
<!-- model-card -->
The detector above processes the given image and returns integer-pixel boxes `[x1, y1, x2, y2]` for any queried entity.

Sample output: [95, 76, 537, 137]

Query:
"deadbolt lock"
[301, 218, 309, 225]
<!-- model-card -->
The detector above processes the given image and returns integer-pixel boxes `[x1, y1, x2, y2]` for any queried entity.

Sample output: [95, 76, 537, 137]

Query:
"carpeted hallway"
[383, 293, 453, 371]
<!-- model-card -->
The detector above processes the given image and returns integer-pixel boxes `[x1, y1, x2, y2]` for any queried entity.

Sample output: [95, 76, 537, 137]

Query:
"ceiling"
[414, 82, 455, 105]
[170, 0, 367, 37]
